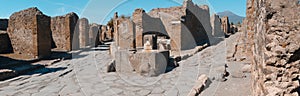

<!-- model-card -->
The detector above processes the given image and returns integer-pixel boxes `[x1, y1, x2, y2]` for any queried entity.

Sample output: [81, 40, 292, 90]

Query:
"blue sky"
[0, 0, 246, 24]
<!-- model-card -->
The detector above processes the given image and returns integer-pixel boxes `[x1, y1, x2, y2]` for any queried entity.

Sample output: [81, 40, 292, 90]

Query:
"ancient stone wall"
[221, 16, 231, 35]
[106, 26, 113, 40]
[148, 7, 184, 54]
[132, 9, 145, 48]
[0, 19, 8, 30]
[210, 14, 224, 37]
[141, 0, 212, 54]
[183, 1, 211, 46]
[246, 0, 300, 95]
[89, 23, 100, 47]
[100, 25, 107, 42]
[115, 18, 135, 50]
[79, 18, 89, 48]
[51, 12, 79, 51]
[209, 14, 225, 45]
[148, 7, 184, 18]
[7, 7, 51, 59]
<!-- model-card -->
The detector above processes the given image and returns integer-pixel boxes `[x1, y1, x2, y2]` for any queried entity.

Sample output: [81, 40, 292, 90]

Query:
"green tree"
[107, 18, 114, 27]
[237, 21, 241, 27]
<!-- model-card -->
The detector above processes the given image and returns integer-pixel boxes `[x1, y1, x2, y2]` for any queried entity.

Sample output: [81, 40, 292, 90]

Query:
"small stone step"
[0, 69, 17, 81]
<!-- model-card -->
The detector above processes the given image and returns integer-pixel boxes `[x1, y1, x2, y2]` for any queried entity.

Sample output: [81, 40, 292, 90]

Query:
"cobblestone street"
[0, 33, 251, 96]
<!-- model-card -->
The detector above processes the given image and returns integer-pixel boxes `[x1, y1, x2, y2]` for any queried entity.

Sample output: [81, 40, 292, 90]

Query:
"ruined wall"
[148, 7, 184, 54]
[51, 12, 79, 51]
[148, 7, 184, 18]
[7, 7, 51, 59]
[145, 0, 211, 53]
[246, 0, 300, 95]
[105, 27, 113, 41]
[183, 1, 211, 46]
[221, 16, 231, 35]
[79, 18, 89, 48]
[116, 18, 135, 50]
[100, 25, 107, 42]
[132, 9, 145, 48]
[210, 14, 224, 37]
[89, 23, 100, 47]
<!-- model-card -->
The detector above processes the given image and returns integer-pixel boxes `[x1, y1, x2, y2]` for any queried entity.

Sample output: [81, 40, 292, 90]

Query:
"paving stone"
[123, 91, 138, 96]
[102, 90, 115, 96]
[137, 89, 151, 96]
[164, 88, 179, 96]
[103, 75, 118, 81]
[161, 83, 173, 90]
[151, 87, 165, 94]
[125, 87, 142, 92]
[148, 94, 164, 96]
[110, 88, 124, 94]
[94, 84, 110, 91]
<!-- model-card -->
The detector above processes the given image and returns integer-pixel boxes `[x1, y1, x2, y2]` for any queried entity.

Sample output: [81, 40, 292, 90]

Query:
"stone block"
[115, 50, 134, 73]
[188, 74, 210, 96]
[7, 7, 51, 59]
[129, 50, 169, 76]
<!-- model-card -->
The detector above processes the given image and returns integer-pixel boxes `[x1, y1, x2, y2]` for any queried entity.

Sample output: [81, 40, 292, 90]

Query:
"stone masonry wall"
[7, 7, 51, 59]
[183, 1, 211, 47]
[148, 7, 184, 54]
[210, 14, 224, 37]
[246, 0, 300, 95]
[221, 16, 230, 35]
[116, 18, 135, 50]
[89, 23, 100, 47]
[79, 18, 89, 48]
[132, 9, 145, 48]
[51, 12, 79, 51]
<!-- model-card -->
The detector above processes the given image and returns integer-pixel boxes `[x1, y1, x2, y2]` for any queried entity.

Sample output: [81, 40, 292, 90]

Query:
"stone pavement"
[0, 33, 250, 96]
